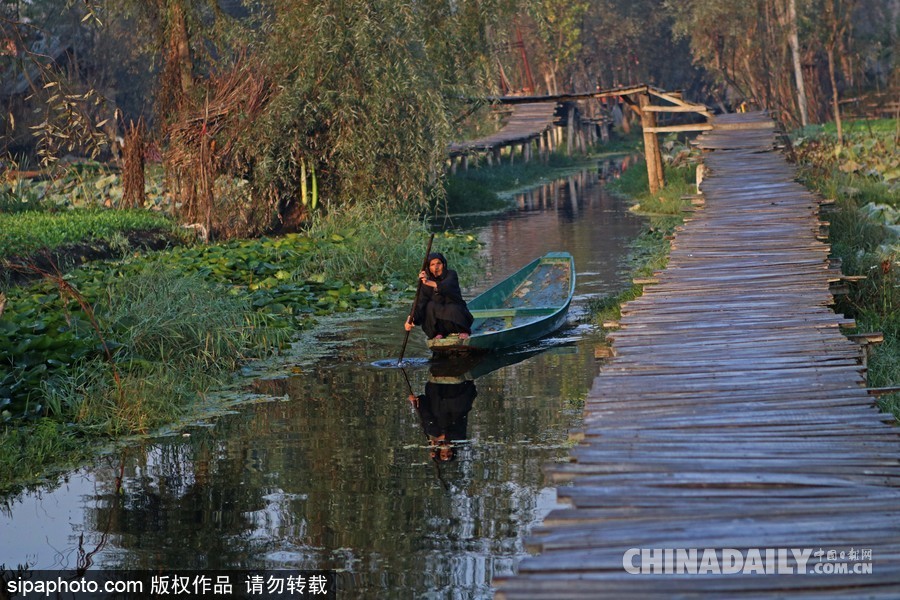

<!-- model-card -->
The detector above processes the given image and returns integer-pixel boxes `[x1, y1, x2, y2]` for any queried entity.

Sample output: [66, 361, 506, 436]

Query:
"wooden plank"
[870, 387, 900, 396]
[644, 123, 714, 133]
[646, 87, 711, 112]
[641, 104, 711, 113]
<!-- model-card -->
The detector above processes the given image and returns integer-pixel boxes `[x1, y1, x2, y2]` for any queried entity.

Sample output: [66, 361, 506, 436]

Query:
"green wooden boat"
[428, 252, 575, 355]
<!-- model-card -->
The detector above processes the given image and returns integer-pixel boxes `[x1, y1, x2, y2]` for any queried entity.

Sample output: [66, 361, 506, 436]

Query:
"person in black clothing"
[404, 252, 473, 340]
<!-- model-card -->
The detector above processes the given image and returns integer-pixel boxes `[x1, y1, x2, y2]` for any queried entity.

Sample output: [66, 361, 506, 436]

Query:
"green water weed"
[0, 209, 176, 260]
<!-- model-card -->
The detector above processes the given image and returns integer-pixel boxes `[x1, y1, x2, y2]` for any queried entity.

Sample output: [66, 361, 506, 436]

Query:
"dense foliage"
[666, 0, 897, 125]
[2, 0, 895, 235]
[794, 121, 900, 192]
[0, 209, 479, 489]
[0, 214, 478, 422]
[793, 119, 899, 414]
[0, 209, 174, 260]
[1, 0, 513, 237]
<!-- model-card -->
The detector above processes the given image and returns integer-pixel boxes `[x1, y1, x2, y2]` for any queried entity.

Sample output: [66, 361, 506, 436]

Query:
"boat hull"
[427, 252, 575, 355]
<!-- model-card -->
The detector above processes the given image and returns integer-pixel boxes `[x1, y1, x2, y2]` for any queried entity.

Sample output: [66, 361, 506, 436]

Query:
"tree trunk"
[826, 42, 843, 144]
[157, 0, 194, 118]
[620, 101, 631, 134]
[786, 0, 809, 126]
[170, 0, 194, 96]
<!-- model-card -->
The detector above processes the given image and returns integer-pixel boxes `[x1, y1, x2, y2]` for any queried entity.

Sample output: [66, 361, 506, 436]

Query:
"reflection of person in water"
[409, 376, 477, 463]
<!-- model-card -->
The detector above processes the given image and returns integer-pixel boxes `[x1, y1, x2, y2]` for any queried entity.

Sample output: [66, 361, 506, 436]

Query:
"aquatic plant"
[0, 209, 176, 261]
[0, 209, 481, 491]
[793, 119, 900, 416]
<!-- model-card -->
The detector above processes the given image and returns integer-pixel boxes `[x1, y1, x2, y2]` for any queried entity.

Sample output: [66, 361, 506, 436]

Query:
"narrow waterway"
[0, 163, 644, 598]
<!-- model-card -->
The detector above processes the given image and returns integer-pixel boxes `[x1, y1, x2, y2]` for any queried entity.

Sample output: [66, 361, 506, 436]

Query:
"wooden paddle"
[398, 233, 435, 365]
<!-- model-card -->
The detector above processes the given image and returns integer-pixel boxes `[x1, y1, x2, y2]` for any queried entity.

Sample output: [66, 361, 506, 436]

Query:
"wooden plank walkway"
[494, 112, 900, 598]
[449, 102, 557, 156]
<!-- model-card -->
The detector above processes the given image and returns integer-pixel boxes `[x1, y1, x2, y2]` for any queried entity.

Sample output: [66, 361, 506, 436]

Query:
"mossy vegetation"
[0, 205, 480, 492]
[0, 209, 178, 261]
[585, 149, 697, 326]
[792, 118, 899, 416]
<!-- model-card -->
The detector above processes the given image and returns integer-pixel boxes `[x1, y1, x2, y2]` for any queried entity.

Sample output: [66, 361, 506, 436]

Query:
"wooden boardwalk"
[494, 112, 900, 598]
[449, 102, 557, 156]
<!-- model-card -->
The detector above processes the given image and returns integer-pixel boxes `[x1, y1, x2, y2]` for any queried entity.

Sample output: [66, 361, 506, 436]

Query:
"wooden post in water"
[638, 93, 665, 194]
[566, 104, 575, 156]
[599, 120, 609, 143]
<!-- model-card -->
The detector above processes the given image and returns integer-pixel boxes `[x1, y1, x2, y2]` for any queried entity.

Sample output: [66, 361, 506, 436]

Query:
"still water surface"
[0, 165, 644, 598]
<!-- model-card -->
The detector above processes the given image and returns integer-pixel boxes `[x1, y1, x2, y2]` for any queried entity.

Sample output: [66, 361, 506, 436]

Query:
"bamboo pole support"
[638, 93, 665, 194]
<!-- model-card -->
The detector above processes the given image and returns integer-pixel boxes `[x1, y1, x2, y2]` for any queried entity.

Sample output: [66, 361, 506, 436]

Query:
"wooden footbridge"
[449, 102, 557, 169]
[494, 112, 900, 598]
[449, 85, 710, 189]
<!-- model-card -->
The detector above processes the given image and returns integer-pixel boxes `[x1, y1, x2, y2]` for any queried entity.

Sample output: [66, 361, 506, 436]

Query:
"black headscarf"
[427, 252, 448, 280]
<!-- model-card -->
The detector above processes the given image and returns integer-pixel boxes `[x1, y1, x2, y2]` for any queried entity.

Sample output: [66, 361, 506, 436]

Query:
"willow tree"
[104, 0, 510, 236]
[0, 0, 113, 163]
[0, 0, 513, 235]
[223, 0, 508, 229]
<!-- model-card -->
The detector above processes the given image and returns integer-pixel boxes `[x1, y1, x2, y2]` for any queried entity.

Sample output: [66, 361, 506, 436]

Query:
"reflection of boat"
[428, 345, 551, 383]
[428, 252, 576, 355]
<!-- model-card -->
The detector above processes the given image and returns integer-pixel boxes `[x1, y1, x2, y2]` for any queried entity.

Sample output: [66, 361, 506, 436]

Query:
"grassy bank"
[0, 164, 183, 288]
[0, 205, 479, 492]
[792, 118, 899, 416]
[0, 209, 178, 261]
[586, 153, 698, 326]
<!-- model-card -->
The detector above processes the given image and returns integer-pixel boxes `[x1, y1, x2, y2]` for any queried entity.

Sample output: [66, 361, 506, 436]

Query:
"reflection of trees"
[86, 439, 270, 569]
[477, 167, 645, 305]
[79, 342, 590, 595]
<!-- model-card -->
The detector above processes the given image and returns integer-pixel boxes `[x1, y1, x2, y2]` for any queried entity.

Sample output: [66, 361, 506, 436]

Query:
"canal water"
[0, 164, 645, 598]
